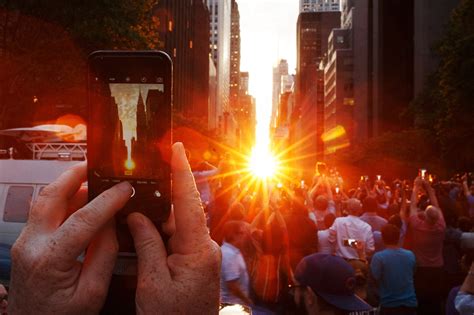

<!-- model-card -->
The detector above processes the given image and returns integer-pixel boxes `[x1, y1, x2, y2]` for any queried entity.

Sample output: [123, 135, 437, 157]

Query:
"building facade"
[341, 0, 414, 142]
[229, 0, 241, 111]
[372, 0, 414, 135]
[323, 28, 353, 155]
[293, 11, 341, 179]
[271, 59, 289, 128]
[152, 0, 210, 120]
[300, 0, 340, 13]
[206, 0, 231, 133]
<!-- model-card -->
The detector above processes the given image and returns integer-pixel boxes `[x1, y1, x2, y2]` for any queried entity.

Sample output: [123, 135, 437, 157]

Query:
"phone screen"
[92, 83, 166, 179]
[88, 51, 172, 253]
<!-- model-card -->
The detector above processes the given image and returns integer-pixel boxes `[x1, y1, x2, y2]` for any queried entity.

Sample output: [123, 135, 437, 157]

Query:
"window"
[337, 36, 344, 44]
[3, 186, 34, 223]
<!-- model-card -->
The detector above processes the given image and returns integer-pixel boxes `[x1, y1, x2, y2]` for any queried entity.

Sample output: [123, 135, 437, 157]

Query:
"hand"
[8, 163, 133, 314]
[414, 176, 423, 188]
[127, 143, 221, 314]
[0, 284, 7, 314]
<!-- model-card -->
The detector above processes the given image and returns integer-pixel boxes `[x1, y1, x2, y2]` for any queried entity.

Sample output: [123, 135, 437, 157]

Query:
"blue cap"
[295, 253, 372, 312]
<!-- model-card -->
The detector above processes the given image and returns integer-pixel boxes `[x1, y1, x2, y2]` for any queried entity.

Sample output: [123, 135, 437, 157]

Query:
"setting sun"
[124, 159, 136, 171]
[248, 146, 279, 179]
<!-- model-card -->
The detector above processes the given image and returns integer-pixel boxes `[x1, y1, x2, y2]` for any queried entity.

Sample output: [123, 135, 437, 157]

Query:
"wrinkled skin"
[8, 142, 221, 314]
[129, 143, 221, 314]
[8, 163, 131, 314]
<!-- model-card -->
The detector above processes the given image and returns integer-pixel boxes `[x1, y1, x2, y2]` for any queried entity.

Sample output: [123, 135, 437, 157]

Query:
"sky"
[237, 0, 299, 145]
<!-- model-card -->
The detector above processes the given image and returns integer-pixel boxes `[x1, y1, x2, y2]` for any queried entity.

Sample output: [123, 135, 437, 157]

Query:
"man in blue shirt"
[370, 224, 417, 315]
[220, 220, 253, 306]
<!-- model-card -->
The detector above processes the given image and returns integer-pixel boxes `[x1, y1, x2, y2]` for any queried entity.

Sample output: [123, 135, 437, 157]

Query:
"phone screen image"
[88, 52, 172, 253]
[93, 83, 166, 180]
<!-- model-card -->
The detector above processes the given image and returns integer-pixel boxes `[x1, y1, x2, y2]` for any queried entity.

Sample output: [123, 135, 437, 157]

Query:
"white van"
[0, 138, 85, 284]
[0, 141, 85, 246]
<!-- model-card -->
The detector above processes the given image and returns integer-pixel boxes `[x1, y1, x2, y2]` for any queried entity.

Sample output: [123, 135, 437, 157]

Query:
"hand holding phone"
[88, 51, 172, 255]
[127, 143, 220, 314]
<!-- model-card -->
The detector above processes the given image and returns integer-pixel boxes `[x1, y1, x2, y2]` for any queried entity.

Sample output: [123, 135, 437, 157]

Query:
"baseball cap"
[295, 253, 372, 312]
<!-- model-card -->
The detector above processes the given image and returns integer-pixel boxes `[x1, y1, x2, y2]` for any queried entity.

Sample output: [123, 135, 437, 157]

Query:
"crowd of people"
[200, 158, 474, 315]
[2, 144, 474, 314]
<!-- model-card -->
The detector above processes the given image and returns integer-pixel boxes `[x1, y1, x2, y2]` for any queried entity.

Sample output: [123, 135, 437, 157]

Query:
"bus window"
[3, 186, 34, 223]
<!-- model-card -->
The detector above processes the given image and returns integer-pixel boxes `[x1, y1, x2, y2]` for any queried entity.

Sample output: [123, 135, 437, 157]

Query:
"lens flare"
[248, 146, 279, 179]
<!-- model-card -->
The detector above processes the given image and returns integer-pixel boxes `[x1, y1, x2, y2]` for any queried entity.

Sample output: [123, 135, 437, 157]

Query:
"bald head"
[346, 198, 362, 215]
[313, 195, 329, 211]
[425, 206, 441, 225]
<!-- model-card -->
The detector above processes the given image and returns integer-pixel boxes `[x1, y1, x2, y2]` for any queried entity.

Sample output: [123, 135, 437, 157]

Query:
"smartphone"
[87, 51, 172, 255]
[419, 168, 427, 179]
[376, 175, 381, 181]
[300, 180, 305, 189]
[364, 175, 369, 182]
[335, 186, 340, 194]
[343, 239, 358, 247]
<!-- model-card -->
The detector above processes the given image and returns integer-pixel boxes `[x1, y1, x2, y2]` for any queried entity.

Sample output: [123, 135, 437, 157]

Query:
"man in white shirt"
[328, 198, 375, 259]
[220, 221, 253, 306]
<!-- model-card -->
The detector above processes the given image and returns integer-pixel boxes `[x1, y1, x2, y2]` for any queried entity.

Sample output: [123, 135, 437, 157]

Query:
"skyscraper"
[152, 0, 210, 120]
[293, 11, 340, 178]
[322, 28, 353, 155]
[229, 0, 241, 111]
[300, 0, 340, 13]
[271, 59, 289, 128]
[206, 0, 232, 132]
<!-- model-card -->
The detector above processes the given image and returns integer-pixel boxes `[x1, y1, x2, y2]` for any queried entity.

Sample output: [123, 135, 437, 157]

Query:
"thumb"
[127, 213, 170, 281]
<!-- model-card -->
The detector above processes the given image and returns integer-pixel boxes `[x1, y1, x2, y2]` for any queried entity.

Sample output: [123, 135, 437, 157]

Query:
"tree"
[0, 0, 161, 128]
[414, 0, 474, 171]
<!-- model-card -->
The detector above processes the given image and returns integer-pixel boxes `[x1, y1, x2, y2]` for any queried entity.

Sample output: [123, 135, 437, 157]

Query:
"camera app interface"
[89, 78, 170, 185]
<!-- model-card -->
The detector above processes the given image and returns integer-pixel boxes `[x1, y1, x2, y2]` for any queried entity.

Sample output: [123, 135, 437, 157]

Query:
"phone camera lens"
[141, 77, 147, 83]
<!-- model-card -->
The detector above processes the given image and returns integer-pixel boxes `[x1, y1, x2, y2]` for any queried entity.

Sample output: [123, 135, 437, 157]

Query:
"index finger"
[28, 162, 87, 230]
[52, 181, 133, 259]
[170, 142, 209, 253]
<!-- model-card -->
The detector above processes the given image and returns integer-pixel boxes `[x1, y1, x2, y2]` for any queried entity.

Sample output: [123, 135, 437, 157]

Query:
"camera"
[419, 168, 427, 179]
[343, 239, 358, 248]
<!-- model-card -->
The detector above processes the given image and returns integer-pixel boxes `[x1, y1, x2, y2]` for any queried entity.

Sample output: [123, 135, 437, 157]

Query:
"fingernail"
[117, 181, 133, 196]
[174, 142, 185, 153]
[173, 142, 189, 169]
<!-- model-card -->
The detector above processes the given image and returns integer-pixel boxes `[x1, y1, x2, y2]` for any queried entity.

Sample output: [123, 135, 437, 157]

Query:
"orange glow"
[324, 142, 351, 155]
[321, 125, 347, 143]
[55, 114, 86, 128]
[125, 159, 136, 171]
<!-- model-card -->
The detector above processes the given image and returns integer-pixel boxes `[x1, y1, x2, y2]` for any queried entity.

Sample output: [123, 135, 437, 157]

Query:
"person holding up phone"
[7, 143, 221, 314]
